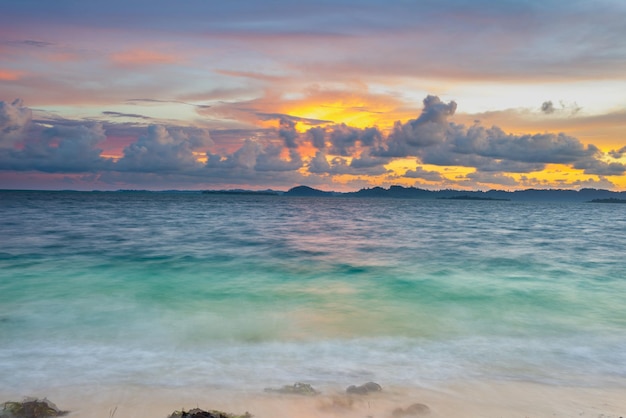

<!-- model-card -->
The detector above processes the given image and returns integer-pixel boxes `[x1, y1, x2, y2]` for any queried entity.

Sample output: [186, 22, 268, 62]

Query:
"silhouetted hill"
[284, 185, 335, 197]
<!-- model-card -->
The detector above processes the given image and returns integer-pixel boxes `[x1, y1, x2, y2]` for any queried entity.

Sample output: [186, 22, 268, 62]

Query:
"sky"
[1, 0, 626, 191]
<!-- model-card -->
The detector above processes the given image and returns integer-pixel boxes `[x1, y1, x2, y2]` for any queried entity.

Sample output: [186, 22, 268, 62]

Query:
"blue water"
[1, 191, 626, 394]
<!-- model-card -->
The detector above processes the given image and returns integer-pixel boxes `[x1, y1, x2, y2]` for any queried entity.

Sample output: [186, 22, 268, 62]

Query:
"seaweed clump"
[0, 399, 68, 418]
[264, 382, 320, 396]
[346, 381, 382, 395]
[167, 409, 252, 418]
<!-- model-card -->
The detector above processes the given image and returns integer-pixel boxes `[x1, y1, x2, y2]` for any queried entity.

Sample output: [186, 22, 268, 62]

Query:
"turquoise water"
[1, 191, 626, 394]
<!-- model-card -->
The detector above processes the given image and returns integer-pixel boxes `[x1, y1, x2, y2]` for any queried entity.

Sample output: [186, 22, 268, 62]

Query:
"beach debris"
[346, 381, 382, 395]
[391, 403, 430, 417]
[167, 408, 252, 418]
[263, 382, 320, 396]
[0, 398, 68, 418]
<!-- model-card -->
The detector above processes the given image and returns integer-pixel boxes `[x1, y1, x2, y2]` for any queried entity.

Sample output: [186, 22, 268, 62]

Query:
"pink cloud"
[110, 49, 179, 67]
[0, 69, 22, 81]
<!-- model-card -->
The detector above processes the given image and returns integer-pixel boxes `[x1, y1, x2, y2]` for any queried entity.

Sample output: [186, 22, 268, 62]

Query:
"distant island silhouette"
[6, 186, 625, 203]
[197, 185, 626, 202]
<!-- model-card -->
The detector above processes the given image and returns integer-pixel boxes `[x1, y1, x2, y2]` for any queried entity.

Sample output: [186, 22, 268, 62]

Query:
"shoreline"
[3, 380, 625, 418]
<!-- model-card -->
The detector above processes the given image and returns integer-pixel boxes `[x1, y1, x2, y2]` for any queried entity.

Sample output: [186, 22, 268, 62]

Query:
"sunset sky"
[1, 0, 625, 191]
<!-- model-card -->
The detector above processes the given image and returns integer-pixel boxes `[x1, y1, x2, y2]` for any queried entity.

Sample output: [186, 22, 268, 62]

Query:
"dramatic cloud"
[116, 125, 212, 172]
[1, 96, 624, 190]
[0, 118, 110, 173]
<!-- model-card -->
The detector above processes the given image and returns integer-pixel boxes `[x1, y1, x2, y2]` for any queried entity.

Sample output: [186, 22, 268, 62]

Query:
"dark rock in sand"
[0, 399, 68, 418]
[263, 382, 320, 396]
[391, 403, 430, 417]
[346, 382, 382, 395]
[167, 408, 252, 418]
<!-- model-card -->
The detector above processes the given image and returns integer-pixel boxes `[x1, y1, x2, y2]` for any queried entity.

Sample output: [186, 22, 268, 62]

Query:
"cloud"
[404, 166, 443, 182]
[573, 158, 626, 176]
[1, 121, 110, 172]
[384, 96, 457, 151]
[116, 125, 212, 172]
[257, 112, 331, 125]
[465, 171, 520, 187]
[325, 124, 384, 157]
[255, 146, 302, 171]
[307, 127, 326, 149]
[540, 100, 581, 116]
[348, 149, 390, 175]
[0, 99, 32, 148]
[0, 70, 23, 81]
[307, 151, 353, 175]
[372, 95, 609, 176]
[111, 49, 179, 67]
[541, 101, 555, 114]
[2, 96, 624, 190]
[8, 40, 54, 48]
[278, 117, 299, 148]
[126, 98, 211, 109]
[609, 146, 626, 159]
[102, 111, 153, 120]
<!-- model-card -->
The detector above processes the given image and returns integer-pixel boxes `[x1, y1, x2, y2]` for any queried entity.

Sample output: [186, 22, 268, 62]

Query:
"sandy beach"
[3, 380, 625, 418]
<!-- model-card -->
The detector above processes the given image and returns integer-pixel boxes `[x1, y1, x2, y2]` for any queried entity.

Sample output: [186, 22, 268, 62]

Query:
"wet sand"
[2, 380, 625, 418]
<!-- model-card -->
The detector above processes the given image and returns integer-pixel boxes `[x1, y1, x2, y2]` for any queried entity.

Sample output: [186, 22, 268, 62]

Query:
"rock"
[346, 382, 382, 395]
[167, 409, 252, 418]
[391, 403, 430, 417]
[0, 398, 68, 418]
[263, 382, 320, 396]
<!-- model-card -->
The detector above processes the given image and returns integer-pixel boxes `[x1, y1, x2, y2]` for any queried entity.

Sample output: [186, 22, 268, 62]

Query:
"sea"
[1, 190, 626, 402]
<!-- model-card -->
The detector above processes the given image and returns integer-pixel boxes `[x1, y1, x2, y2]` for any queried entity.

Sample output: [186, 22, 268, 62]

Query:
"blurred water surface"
[1, 191, 625, 392]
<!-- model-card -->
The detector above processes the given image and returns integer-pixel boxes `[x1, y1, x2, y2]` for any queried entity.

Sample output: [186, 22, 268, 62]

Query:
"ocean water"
[1, 190, 626, 396]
